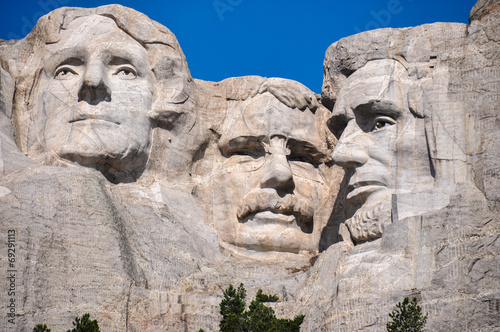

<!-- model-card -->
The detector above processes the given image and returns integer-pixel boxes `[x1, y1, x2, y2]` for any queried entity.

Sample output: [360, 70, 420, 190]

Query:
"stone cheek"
[35, 16, 154, 183]
[308, 4, 500, 331]
[0, 2, 498, 332]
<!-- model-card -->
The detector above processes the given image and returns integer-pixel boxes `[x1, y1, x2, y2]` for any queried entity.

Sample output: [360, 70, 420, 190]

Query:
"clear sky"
[0, 0, 477, 92]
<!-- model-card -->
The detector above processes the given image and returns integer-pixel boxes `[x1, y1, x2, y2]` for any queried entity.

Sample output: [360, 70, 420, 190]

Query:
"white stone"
[0, 2, 498, 331]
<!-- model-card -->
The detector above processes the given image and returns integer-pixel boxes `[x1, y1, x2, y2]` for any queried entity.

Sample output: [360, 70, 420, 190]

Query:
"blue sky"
[1, 0, 476, 92]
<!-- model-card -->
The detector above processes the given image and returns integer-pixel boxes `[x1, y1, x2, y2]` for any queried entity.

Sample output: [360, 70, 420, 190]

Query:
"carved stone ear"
[149, 109, 185, 131]
[148, 77, 196, 134]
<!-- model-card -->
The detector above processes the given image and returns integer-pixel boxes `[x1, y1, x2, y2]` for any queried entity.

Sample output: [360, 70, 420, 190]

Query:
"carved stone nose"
[260, 153, 294, 192]
[83, 62, 105, 87]
[78, 63, 111, 105]
[260, 136, 294, 192]
[332, 141, 369, 168]
[332, 120, 369, 168]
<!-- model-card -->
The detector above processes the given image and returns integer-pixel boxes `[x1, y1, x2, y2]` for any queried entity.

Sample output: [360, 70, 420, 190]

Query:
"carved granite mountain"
[0, 2, 498, 332]
[299, 2, 500, 331]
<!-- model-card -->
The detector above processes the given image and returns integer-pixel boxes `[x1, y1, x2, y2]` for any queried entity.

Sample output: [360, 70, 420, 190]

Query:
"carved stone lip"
[69, 113, 121, 125]
[238, 206, 311, 223]
[239, 209, 313, 231]
[241, 210, 296, 225]
[346, 181, 387, 201]
[239, 209, 314, 235]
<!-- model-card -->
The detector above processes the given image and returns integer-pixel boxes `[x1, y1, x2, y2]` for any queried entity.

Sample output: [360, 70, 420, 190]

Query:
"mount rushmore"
[0, 1, 499, 331]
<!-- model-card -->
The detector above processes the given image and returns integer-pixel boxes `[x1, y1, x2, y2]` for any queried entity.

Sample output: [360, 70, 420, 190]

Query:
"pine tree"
[33, 324, 51, 332]
[220, 283, 247, 331]
[245, 296, 278, 332]
[217, 283, 304, 332]
[387, 297, 428, 332]
[66, 313, 100, 332]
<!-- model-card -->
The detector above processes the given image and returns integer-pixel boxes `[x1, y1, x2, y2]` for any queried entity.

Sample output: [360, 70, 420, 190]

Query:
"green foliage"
[220, 313, 243, 332]
[272, 315, 304, 332]
[220, 283, 247, 330]
[33, 324, 51, 332]
[66, 313, 100, 332]
[218, 283, 304, 332]
[245, 298, 278, 332]
[254, 289, 279, 303]
[387, 297, 428, 332]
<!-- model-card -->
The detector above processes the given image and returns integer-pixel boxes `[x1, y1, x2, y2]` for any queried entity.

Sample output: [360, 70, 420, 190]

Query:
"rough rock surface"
[0, 2, 498, 332]
[303, 2, 500, 331]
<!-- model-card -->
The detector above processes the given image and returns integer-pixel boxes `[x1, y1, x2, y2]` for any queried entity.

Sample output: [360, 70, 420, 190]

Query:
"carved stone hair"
[217, 76, 321, 113]
[11, 5, 195, 153]
[323, 23, 472, 187]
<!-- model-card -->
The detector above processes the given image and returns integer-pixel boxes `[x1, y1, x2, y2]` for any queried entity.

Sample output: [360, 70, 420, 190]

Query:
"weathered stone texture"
[300, 2, 500, 331]
[0, 1, 498, 331]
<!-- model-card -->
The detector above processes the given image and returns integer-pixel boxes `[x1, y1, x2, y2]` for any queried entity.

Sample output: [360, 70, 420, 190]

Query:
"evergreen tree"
[387, 297, 428, 332]
[33, 324, 51, 332]
[220, 283, 247, 331]
[66, 313, 100, 332]
[273, 315, 304, 332]
[218, 283, 304, 332]
[245, 297, 278, 332]
[254, 289, 279, 303]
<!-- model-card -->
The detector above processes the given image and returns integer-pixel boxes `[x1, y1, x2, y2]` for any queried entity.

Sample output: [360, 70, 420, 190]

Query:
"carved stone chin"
[345, 199, 392, 243]
[192, 76, 338, 259]
[0, 2, 498, 332]
[11, 6, 194, 184]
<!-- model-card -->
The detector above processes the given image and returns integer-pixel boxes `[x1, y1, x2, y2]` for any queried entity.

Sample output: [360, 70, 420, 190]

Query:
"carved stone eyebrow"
[287, 138, 326, 163]
[220, 135, 265, 157]
[44, 47, 86, 74]
[103, 44, 149, 73]
[353, 100, 403, 119]
[108, 56, 134, 66]
[54, 57, 84, 68]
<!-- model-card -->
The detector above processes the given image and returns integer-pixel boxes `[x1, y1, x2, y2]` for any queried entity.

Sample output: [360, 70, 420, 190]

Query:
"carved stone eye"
[54, 67, 77, 80]
[230, 147, 265, 159]
[371, 116, 396, 132]
[289, 153, 314, 165]
[374, 120, 388, 129]
[114, 67, 137, 80]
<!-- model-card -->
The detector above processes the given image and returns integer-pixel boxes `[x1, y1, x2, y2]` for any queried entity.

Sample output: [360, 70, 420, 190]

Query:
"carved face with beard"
[330, 59, 435, 243]
[204, 80, 336, 260]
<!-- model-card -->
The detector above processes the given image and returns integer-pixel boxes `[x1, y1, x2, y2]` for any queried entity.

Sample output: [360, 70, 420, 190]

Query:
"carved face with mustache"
[208, 89, 336, 257]
[235, 188, 315, 252]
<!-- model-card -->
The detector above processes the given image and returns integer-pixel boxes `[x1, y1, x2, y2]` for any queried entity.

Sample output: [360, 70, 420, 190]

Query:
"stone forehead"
[321, 22, 468, 108]
[218, 93, 333, 157]
[223, 93, 320, 138]
[62, 15, 125, 34]
[52, 15, 144, 49]
[334, 60, 413, 118]
[342, 59, 412, 89]
[30, 5, 179, 47]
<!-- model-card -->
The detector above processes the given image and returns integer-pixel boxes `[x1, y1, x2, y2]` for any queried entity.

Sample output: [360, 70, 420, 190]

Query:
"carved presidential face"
[211, 92, 334, 256]
[39, 15, 155, 178]
[330, 59, 434, 243]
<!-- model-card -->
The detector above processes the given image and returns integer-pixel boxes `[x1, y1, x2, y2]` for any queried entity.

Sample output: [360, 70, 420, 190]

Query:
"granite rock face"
[0, 2, 499, 332]
[192, 76, 342, 265]
[300, 3, 500, 331]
